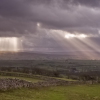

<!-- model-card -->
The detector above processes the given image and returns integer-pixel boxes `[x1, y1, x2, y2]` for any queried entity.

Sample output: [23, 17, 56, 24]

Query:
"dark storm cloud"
[0, 0, 100, 52]
[70, 0, 100, 7]
[0, 0, 100, 36]
[26, 0, 100, 8]
[0, 0, 38, 36]
[0, 0, 30, 17]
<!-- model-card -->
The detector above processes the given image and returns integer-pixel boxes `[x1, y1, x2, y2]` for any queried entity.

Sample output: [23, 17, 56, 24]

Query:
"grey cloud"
[30, 5, 100, 35]
[0, 0, 31, 17]
[71, 0, 100, 8]
[0, 0, 100, 36]
[0, 0, 38, 36]
[26, 0, 100, 8]
[0, 0, 100, 52]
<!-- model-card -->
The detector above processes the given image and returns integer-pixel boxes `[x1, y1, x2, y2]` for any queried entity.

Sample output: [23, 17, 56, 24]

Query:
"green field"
[0, 72, 99, 100]
[0, 85, 100, 100]
[0, 75, 43, 83]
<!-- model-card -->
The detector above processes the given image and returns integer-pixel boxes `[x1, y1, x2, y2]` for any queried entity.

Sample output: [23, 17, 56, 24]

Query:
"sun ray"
[0, 37, 21, 52]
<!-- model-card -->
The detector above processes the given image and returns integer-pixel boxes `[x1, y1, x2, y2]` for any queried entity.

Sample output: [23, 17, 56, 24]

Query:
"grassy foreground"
[0, 85, 100, 100]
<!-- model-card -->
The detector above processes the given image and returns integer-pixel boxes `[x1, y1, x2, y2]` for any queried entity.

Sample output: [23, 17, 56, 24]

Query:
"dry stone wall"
[0, 78, 76, 91]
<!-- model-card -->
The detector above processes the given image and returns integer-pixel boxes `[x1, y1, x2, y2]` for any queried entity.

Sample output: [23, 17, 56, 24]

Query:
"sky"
[0, 0, 100, 58]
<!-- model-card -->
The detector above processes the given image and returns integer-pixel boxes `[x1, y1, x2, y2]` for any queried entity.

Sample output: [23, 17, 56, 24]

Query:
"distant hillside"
[0, 51, 80, 60]
[0, 51, 99, 60]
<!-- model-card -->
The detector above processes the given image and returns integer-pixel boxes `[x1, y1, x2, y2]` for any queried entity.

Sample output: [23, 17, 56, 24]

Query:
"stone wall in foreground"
[0, 78, 95, 91]
[0, 78, 77, 91]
